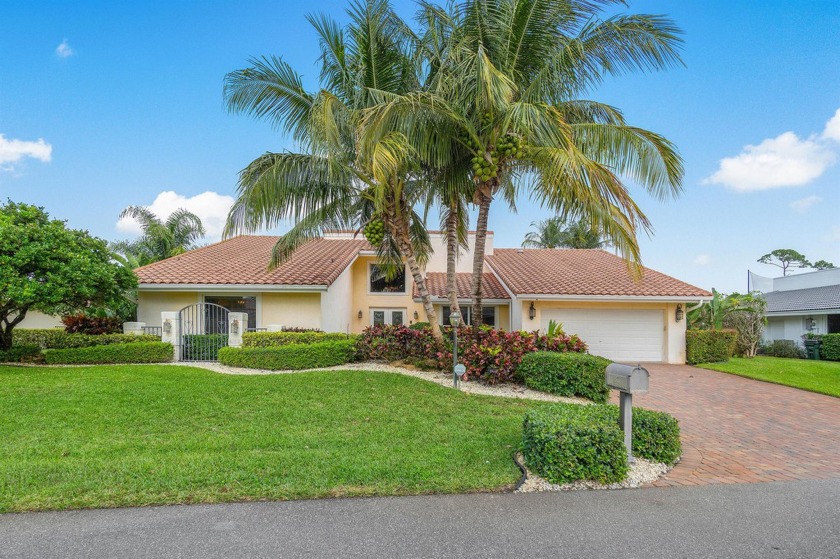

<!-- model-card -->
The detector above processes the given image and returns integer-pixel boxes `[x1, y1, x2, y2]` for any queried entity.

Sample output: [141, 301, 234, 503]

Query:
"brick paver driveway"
[614, 364, 840, 487]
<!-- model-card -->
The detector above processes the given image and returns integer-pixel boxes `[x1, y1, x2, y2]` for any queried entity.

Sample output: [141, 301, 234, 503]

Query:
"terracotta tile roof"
[413, 272, 510, 300]
[485, 249, 711, 298]
[136, 236, 370, 286]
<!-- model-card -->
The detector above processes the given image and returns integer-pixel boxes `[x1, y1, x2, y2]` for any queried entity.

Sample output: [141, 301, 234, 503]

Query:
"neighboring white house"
[133, 231, 711, 364]
[751, 269, 840, 344]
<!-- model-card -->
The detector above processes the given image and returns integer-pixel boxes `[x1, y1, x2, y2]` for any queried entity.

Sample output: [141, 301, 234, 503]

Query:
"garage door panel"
[541, 308, 664, 362]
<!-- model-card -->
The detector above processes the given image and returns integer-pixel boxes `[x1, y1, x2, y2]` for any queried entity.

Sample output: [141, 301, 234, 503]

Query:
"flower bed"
[356, 325, 587, 384]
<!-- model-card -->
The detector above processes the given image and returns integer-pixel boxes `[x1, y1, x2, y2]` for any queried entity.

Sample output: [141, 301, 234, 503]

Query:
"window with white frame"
[371, 308, 406, 327]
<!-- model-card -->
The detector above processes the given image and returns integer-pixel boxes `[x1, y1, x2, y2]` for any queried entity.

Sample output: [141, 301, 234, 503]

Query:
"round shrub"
[598, 406, 682, 465]
[629, 408, 681, 465]
[518, 352, 611, 403]
[219, 339, 356, 370]
[522, 405, 629, 484]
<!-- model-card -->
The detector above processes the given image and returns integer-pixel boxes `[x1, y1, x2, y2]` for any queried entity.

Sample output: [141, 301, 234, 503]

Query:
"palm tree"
[362, 0, 685, 325]
[112, 206, 206, 266]
[522, 216, 605, 249]
[222, 0, 445, 340]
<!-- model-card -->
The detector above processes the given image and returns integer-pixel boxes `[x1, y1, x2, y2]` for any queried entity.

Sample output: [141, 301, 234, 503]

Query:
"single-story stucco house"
[751, 268, 840, 344]
[134, 231, 711, 364]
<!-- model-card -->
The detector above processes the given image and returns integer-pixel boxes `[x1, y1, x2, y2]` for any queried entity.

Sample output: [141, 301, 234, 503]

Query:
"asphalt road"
[2, 479, 838, 559]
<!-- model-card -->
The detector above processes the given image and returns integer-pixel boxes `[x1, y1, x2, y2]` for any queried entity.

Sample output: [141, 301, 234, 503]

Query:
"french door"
[371, 308, 406, 327]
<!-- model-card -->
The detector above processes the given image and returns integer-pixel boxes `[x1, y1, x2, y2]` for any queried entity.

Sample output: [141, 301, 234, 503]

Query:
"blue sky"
[1, 0, 838, 293]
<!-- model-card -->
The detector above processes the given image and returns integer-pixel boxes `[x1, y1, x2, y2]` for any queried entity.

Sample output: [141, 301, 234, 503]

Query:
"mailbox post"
[605, 363, 650, 463]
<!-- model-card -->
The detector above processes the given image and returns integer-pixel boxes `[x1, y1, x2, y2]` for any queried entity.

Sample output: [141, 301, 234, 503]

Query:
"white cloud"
[0, 134, 52, 171]
[55, 40, 74, 58]
[822, 108, 840, 142]
[693, 254, 711, 266]
[825, 226, 840, 243]
[789, 195, 822, 214]
[116, 190, 235, 241]
[704, 131, 835, 192]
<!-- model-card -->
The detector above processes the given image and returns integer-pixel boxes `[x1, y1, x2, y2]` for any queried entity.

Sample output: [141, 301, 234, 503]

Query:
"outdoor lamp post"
[449, 310, 461, 388]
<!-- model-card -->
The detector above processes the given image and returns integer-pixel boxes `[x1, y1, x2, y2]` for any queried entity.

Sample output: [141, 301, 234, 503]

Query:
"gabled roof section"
[413, 272, 510, 300]
[485, 249, 711, 298]
[763, 284, 840, 313]
[136, 236, 370, 286]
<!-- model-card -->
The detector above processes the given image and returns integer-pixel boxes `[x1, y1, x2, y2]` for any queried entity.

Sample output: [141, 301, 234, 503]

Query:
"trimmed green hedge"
[13, 329, 160, 350]
[43, 342, 173, 365]
[605, 406, 682, 465]
[523, 405, 629, 484]
[686, 329, 736, 364]
[518, 351, 611, 403]
[522, 403, 682, 485]
[219, 340, 356, 370]
[820, 334, 840, 361]
[242, 331, 356, 348]
[0, 344, 41, 363]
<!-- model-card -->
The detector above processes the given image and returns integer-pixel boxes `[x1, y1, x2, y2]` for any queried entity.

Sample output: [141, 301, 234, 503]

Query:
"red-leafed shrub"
[61, 313, 123, 335]
[355, 325, 587, 385]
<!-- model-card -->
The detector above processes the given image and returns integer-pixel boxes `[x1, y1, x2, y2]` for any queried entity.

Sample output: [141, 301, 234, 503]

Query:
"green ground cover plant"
[699, 356, 840, 398]
[0, 365, 558, 513]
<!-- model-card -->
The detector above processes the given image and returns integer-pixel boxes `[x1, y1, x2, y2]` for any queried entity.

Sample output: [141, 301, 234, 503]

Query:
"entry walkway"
[617, 364, 840, 486]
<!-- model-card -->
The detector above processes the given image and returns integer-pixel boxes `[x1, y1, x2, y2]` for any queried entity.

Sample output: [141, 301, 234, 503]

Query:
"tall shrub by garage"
[819, 334, 840, 361]
[685, 329, 736, 364]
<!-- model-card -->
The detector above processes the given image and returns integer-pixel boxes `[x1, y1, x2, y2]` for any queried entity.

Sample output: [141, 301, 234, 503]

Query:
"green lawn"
[698, 356, 840, 398]
[0, 364, 553, 513]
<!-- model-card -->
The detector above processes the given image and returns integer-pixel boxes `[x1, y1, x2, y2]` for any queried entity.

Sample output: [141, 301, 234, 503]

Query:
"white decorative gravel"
[182, 360, 590, 405]
[515, 453, 670, 492]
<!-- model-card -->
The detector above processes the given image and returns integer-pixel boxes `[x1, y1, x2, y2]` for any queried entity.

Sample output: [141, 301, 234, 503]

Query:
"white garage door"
[541, 308, 665, 362]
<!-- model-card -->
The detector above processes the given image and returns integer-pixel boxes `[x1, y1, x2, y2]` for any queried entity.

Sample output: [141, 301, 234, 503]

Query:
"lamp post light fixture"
[231, 319, 240, 335]
[675, 304, 684, 322]
[163, 319, 172, 334]
[449, 310, 462, 388]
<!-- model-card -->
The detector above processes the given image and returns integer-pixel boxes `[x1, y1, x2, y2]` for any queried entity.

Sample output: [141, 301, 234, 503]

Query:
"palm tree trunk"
[387, 210, 444, 343]
[406, 251, 443, 342]
[470, 189, 492, 327]
[446, 200, 460, 317]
